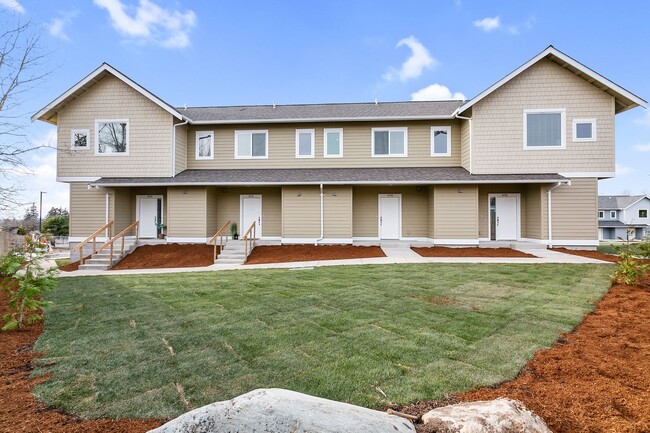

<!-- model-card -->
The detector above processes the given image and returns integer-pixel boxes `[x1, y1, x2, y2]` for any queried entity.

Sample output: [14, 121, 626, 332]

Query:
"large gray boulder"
[148, 388, 415, 433]
[421, 398, 551, 433]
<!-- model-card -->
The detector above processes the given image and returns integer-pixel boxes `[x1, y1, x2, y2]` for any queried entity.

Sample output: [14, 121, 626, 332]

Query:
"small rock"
[421, 398, 551, 433]
[148, 388, 415, 433]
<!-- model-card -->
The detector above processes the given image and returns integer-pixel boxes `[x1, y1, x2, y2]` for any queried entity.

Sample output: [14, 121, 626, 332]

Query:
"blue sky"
[2, 0, 649, 217]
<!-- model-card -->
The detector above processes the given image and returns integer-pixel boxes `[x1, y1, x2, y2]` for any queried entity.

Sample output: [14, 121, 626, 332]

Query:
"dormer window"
[523, 109, 566, 149]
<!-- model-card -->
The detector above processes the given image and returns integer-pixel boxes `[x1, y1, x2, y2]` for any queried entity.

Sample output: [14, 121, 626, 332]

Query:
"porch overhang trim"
[187, 115, 455, 125]
[91, 179, 569, 187]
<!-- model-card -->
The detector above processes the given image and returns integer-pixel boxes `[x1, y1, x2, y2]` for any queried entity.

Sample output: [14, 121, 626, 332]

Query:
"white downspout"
[172, 118, 189, 177]
[315, 184, 324, 245]
[547, 181, 566, 248]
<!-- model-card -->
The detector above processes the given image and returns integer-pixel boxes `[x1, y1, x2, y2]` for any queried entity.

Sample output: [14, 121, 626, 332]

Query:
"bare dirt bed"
[400, 273, 650, 433]
[110, 244, 216, 270]
[412, 246, 536, 258]
[0, 283, 164, 433]
[245, 244, 385, 264]
[551, 247, 620, 263]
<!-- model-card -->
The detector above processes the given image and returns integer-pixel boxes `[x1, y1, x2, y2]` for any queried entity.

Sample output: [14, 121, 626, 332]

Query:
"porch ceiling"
[91, 167, 567, 187]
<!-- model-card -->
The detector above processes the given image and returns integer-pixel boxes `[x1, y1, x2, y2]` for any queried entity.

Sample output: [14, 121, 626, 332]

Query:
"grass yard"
[33, 263, 612, 419]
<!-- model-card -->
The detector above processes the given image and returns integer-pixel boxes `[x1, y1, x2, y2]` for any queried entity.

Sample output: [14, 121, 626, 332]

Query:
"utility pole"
[39, 191, 46, 232]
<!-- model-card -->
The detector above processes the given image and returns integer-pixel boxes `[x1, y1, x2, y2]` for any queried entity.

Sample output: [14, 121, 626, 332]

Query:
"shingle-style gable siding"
[471, 59, 615, 174]
[57, 75, 174, 178]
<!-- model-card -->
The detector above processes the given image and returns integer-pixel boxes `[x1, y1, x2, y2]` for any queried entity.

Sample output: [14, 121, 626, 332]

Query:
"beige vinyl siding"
[524, 184, 544, 239]
[427, 187, 435, 238]
[69, 183, 108, 237]
[352, 186, 428, 238]
[174, 122, 188, 174]
[460, 118, 470, 171]
[215, 187, 282, 237]
[323, 186, 352, 239]
[112, 188, 133, 233]
[57, 75, 173, 178]
[206, 187, 218, 237]
[433, 185, 478, 239]
[282, 186, 320, 238]
[167, 187, 206, 238]
[470, 59, 615, 174]
[186, 120, 461, 169]
[551, 178, 598, 240]
[478, 185, 527, 239]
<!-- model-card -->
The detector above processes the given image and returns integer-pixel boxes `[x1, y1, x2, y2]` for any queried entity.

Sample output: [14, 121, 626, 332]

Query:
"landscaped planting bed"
[412, 246, 536, 258]
[551, 247, 620, 263]
[110, 243, 217, 270]
[245, 244, 385, 264]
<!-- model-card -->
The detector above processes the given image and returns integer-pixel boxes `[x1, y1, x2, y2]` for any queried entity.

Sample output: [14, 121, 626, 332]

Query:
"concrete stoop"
[77, 241, 138, 271]
[216, 240, 252, 265]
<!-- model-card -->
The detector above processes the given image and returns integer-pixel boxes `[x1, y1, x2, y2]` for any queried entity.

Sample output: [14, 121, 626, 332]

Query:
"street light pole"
[39, 191, 46, 233]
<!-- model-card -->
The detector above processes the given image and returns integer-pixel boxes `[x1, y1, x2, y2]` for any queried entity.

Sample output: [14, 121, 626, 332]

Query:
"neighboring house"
[598, 195, 650, 241]
[32, 46, 646, 252]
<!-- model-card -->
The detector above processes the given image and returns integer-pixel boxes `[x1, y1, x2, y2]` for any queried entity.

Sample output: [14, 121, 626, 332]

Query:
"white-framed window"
[295, 129, 315, 158]
[371, 127, 407, 157]
[572, 119, 596, 142]
[610, 210, 617, 219]
[195, 131, 214, 160]
[235, 130, 268, 159]
[640, 209, 648, 218]
[523, 109, 566, 149]
[71, 129, 90, 149]
[431, 126, 451, 156]
[324, 128, 343, 158]
[598, 211, 604, 219]
[95, 119, 129, 155]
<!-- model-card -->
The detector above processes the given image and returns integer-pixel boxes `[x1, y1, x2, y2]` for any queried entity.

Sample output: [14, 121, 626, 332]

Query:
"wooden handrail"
[74, 221, 114, 265]
[97, 221, 139, 267]
[208, 220, 231, 262]
[242, 221, 256, 259]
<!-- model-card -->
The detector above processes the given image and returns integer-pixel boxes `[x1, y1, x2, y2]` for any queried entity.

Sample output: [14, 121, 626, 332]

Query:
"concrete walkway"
[58, 246, 612, 278]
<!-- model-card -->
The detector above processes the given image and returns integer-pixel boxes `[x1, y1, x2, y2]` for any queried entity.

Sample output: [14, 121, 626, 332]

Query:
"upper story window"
[295, 129, 315, 158]
[235, 130, 268, 159]
[431, 126, 451, 156]
[523, 109, 565, 149]
[324, 128, 343, 158]
[196, 131, 214, 160]
[598, 211, 604, 219]
[372, 127, 407, 157]
[610, 210, 617, 219]
[640, 209, 648, 218]
[71, 129, 89, 149]
[95, 119, 129, 155]
[573, 119, 596, 142]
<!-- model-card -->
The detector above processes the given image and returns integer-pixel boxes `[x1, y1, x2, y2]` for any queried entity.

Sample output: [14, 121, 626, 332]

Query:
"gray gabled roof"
[91, 167, 567, 186]
[598, 220, 648, 228]
[178, 101, 464, 124]
[598, 195, 649, 210]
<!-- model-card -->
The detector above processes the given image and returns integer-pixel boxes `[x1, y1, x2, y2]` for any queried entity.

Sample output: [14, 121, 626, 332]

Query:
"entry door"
[139, 197, 160, 238]
[379, 195, 400, 239]
[241, 195, 262, 238]
[495, 196, 518, 240]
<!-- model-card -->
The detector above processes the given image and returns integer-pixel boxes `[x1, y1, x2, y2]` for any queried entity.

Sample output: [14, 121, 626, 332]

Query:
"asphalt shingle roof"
[598, 220, 648, 228]
[93, 167, 566, 186]
[598, 195, 648, 210]
[178, 101, 465, 123]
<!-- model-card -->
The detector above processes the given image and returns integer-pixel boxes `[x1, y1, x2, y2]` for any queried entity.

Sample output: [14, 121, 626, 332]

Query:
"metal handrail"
[242, 221, 256, 259]
[74, 221, 114, 265]
[208, 220, 231, 261]
[97, 221, 139, 267]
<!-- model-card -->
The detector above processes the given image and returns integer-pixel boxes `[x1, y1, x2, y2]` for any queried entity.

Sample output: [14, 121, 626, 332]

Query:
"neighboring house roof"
[31, 63, 186, 124]
[180, 101, 464, 124]
[598, 220, 648, 228]
[457, 46, 647, 115]
[91, 167, 567, 186]
[598, 195, 649, 210]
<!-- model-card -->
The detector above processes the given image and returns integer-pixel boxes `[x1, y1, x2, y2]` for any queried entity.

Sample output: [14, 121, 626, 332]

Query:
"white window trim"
[430, 126, 451, 157]
[598, 211, 604, 219]
[523, 109, 566, 150]
[70, 129, 90, 150]
[324, 128, 343, 158]
[371, 127, 408, 157]
[295, 129, 315, 159]
[234, 130, 269, 159]
[94, 119, 130, 156]
[572, 118, 597, 142]
[610, 210, 617, 219]
[639, 209, 648, 218]
[195, 130, 214, 160]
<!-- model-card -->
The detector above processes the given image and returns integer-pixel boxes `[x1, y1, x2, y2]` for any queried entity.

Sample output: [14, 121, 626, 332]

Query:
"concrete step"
[215, 258, 245, 264]
[78, 263, 110, 271]
[218, 253, 246, 260]
[510, 242, 548, 250]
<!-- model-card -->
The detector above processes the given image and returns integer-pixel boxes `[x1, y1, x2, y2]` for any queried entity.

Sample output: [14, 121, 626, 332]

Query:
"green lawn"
[34, 263, 612, 419]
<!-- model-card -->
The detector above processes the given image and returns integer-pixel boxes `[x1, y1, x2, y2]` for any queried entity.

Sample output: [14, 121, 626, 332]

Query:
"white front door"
[379, 195, 401, 239]
[495, 196, 518, 240]
[240, 195, 262, 238]
[139, 197, 160, 238]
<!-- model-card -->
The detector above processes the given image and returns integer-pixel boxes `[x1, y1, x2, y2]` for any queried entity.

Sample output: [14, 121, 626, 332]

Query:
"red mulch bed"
[412, 246, 537, 258]
[551, 247, 620, 263]
[0, 280, 164, 433]
[245, 244, 385, 264]
[400, 273, 650, 433]
[110, 244, 217, 270]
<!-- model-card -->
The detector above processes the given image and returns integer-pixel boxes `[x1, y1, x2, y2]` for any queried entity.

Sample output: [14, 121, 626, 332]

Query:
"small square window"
[324, 128, 343, 158]
[598, 211, 604, 219]
[572, 119, 596, 142]
[295, 129, 315, 158]
[195, 131, 214, 160]
[71, 129, 89, 149]
[431, 126, 451, 156]
[640, 209, 648, 218]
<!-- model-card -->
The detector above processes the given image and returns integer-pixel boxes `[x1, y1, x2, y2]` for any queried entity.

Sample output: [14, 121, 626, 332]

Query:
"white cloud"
[0, 0, 24, 13]
[94, 0, 197, 48]
[47, 11, 78, 41]
[411, 84, 466, 101]
[383, 36, 437, 82]
[616, 163, 634, 176]
[635, 143, 650, 152]
[474, 16, 500, 32]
